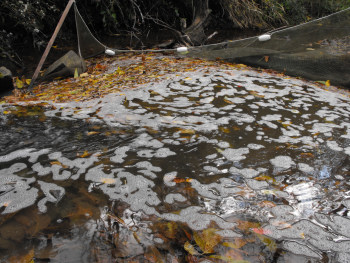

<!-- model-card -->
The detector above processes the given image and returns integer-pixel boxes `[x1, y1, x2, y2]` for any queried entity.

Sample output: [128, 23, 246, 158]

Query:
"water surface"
[0, 65, 350, 262]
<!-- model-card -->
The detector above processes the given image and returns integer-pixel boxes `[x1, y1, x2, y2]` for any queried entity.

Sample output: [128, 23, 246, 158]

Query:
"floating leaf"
[251, 228, 270, 235]
[223, 96, 234, 104]
[254, 175, 276, 184]
[220, 127, 230, 133]
[264, 56, 269, 62]
[50, 161, 68, 168]
[77, 150, 91, 158]
[87, 131, 99, 136]
[300, 152, 314, 158]
[258, 200, 276, 208]
[178, 129, 195, 135]
[173, 178, 192, 183]
[101, 178, 116, 184]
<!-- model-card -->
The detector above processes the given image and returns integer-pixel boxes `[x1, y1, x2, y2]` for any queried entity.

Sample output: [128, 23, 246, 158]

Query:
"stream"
[0, 62, 350, 262]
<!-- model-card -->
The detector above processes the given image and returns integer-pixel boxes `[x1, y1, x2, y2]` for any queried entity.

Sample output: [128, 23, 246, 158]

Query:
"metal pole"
[29, 0, 75, 90]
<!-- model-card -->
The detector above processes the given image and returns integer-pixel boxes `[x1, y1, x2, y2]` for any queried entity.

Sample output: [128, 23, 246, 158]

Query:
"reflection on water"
[0, 64, 350, 262]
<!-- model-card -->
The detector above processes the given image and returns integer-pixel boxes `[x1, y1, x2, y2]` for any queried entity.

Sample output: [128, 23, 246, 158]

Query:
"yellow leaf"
[222, 238, 247, 249]
[74, 68, 79, 79]
[3, 111, 10, 114]
[26, 79, 31, 85]
[254, 175, 276, 183]
[178, 129, 195, 135]
[80, 72, 89, 78]
[78, 150, 91, 158]
[87, 131, 99, 136]
[116, 66, 125, 75]
[194, 228, 222, 254]
[16, 77, 24, 89]
[184, 241, 201, 255]
[101, 178, 116, 184]
[325, 80, 331, 87]
[220, 127, 230, 133]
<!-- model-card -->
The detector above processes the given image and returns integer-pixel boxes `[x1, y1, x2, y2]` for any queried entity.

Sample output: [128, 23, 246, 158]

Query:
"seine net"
[185, 8, 350, 87]
[74, 4, 106, 58]
[74, 4, 350, 87]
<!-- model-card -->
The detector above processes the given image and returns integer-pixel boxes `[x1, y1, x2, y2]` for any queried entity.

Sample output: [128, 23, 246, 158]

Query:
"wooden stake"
[29, 0, 75, 90]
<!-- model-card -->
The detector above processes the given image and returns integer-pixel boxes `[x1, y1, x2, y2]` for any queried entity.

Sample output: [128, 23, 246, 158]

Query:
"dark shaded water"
[0, 65, 350, 262]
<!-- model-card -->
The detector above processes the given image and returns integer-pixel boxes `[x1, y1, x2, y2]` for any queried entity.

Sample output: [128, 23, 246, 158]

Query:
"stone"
[42, 50, 86, 80]
[0, 66, 14, 92]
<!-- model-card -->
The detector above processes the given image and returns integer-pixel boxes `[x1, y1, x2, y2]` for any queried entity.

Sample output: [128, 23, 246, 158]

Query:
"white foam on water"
[221, 148, 250, 162]
[0, 163, 38, 214]
[327, 141, 344, 152]
[298, 163, 315, 174]
[164, 193, 187, 204]
[270, 156, 295, 170]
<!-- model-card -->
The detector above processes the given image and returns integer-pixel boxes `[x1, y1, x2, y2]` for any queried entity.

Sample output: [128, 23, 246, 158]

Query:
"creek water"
[0, 62, 350, 262]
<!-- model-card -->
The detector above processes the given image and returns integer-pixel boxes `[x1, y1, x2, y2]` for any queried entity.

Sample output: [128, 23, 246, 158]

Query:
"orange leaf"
[173, 178, 192, 183]
[50, 161, 68, 168]
[264, 56, 269, 62]
[87, 131, 99, 136]
[300, 152, 314, 158]
[77, 150, 91, 158]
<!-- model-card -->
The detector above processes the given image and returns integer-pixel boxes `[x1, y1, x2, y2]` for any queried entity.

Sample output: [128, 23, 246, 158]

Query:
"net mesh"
[186, 8, 350, 87]
[74, 4, 350, 87]
[75, 4, 106, 58]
